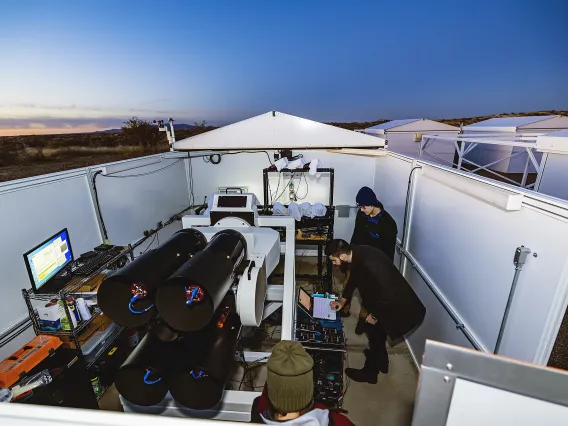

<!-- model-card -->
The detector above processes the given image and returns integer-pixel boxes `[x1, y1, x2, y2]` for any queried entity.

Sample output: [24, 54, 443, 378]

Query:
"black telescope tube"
[98, 228, 207, 327]
[114, 328, 181, 406]
[156, 229, 246, 332]
[168, 312, 242, 410]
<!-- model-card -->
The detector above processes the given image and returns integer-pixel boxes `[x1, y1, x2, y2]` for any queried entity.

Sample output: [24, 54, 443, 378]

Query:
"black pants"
[364, 322, 389, 373]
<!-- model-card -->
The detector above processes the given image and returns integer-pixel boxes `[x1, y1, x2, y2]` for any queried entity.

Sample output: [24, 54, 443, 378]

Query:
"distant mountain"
[164, 123, 196, 130]
[94, 123, 195, 134]
[95, 128, 122, 134]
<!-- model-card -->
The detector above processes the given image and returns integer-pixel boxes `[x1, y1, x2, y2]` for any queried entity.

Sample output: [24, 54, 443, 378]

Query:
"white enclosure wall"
[0, 170, 102, 360]
[0, 154, 192, 359]
[374, 153, 568, 364]
[95, 155, 190, 247]
[188, 150, 376, 241]
[3, 148, 568, 370]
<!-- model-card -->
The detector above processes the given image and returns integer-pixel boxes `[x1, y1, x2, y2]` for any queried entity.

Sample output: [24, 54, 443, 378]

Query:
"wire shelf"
[31, 307, 103, 337]
[22, 245, 131, 374]
[24, 246, 131, 301]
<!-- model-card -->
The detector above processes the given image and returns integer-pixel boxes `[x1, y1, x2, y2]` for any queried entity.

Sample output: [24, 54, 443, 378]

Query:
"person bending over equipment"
[327, 239, 425, 384]
[250, 340, 354, 425]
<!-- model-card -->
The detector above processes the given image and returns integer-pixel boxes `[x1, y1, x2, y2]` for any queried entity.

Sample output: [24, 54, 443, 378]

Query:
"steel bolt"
[444, 376, 451, 383]
[533, 253, 538, 258]
[446, 363, 453, 371]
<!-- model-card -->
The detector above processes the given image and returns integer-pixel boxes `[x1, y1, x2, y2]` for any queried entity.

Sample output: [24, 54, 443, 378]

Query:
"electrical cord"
[219, 151, 273, 166]
[0, 321, 32, 348]
[191, 370, 205, 379]
[140, 234, 158, 254]
[296, 173, 309, 200]
[128, 294, 154, 315]
[91, 171, 109, 242]
[185, 287, 199, 306]
[143, 369, 162, 385]
[188, 154, 195, 208]
[398, 166, 422, 270]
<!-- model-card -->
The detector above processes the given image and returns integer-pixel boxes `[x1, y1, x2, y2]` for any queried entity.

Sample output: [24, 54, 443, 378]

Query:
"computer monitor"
[24, 228, 74, 293]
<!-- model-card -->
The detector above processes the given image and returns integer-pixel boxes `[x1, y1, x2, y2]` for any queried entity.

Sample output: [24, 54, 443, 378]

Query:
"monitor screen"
[298, 287, 312, 311]
[217, 195, 247, 208]
[24, 229, 73, 290]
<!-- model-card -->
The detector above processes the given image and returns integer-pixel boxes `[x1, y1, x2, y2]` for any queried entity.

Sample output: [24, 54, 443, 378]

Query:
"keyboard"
[72, 247, 123, 276]
[313, 297, 336, 320]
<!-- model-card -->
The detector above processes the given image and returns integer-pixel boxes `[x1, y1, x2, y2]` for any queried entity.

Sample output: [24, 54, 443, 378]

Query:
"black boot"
[363, 349, 389, 374]
[355, 318, 366, 335]
[345, 367, 378, 384]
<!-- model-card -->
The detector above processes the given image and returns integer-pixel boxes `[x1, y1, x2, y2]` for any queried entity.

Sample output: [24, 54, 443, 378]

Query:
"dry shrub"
[47, 146, 142, 160]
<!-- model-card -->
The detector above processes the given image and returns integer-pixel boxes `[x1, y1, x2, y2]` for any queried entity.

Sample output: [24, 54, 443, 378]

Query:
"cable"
[188, 154, 195, 208]
[185, 286, 199, 306]
[398, 166, 422, 270]
[219, 151, 273, 166]
[269, 173, 282, 204]
[143, 369, 162, 385]
[140, 234, 157, 255]
[296, 173, 309, 200]
[191, 369, 206, 379]
[128, 294, 154, 315]
[209, 154, 221, 164]
[91, 171, 109, 242]
[101, 159, 183, 178]
[0, 321, 32, 348]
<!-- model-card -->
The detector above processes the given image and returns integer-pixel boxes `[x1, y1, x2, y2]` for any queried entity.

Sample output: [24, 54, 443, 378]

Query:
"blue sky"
[0, 0, 567, 135]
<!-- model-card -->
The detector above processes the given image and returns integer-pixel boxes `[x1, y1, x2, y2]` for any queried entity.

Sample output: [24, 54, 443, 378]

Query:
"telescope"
[114, 326, 181, 406]
[156, 229, 247, 332]
[169, 309, 242, 410]
[97, 228, 207, 327]
[114, 193, 284, 415]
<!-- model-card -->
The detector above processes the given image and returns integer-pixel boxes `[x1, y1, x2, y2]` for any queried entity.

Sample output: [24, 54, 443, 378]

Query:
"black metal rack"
[262, 167, 335, 291]
[21, 247, 131, 372]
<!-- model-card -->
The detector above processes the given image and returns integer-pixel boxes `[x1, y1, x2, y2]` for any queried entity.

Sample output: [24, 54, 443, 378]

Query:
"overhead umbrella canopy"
[173, 111, 384, 151]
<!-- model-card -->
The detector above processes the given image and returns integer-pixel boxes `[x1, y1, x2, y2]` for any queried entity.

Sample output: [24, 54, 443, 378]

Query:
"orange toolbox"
[0, 335, 62, 388]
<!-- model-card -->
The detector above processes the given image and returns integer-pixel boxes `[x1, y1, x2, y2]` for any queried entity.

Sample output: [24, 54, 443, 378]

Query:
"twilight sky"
[0, 0, 567, 136]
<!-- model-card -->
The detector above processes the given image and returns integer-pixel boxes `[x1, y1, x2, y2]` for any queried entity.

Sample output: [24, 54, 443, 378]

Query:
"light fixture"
[421, 166, 523, 212]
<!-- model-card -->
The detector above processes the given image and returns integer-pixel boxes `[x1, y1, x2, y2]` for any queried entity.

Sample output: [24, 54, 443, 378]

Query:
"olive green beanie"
[267, 340, 314, 413]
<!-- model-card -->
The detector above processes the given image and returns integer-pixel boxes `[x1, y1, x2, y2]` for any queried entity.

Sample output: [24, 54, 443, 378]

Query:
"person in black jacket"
[340, 187, 399, 335]
[326, 239, 426, 384]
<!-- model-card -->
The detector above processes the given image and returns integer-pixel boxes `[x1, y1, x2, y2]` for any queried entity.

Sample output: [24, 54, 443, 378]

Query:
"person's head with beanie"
[266, 340, 314, 419]
[356, 186, 384, 216]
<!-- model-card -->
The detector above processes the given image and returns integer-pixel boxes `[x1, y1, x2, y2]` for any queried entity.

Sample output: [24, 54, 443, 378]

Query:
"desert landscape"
[1, 111, 566, 183]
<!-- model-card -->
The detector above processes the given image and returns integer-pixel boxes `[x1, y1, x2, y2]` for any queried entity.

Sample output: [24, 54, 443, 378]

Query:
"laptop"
[297, 287, 337, 320]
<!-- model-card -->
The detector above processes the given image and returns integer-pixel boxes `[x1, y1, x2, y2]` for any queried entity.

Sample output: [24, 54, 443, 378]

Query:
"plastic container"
[82, 323, 118, 365]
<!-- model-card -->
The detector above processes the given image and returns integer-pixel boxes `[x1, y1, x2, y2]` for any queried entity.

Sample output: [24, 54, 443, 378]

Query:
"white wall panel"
[405, 268, 474, 364]
[407, 166, 568, 360]
[0, 172, 101, 350]
[373, 154, 413, 235]
[189, 150, 375, 241]
[96, 156, 190, 245]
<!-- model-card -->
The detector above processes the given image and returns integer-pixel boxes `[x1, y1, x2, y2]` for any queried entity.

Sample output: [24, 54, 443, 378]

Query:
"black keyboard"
[72, 247, 123, 276]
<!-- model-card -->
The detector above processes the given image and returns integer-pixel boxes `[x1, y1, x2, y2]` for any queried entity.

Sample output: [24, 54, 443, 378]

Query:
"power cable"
[296, 173, 309, 200]
[91, 171, 109, 242]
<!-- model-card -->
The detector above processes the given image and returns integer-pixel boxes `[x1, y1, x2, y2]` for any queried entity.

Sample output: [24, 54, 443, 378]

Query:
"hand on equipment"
[330, 298, 346, 311]
[365, 313, 377, 325]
